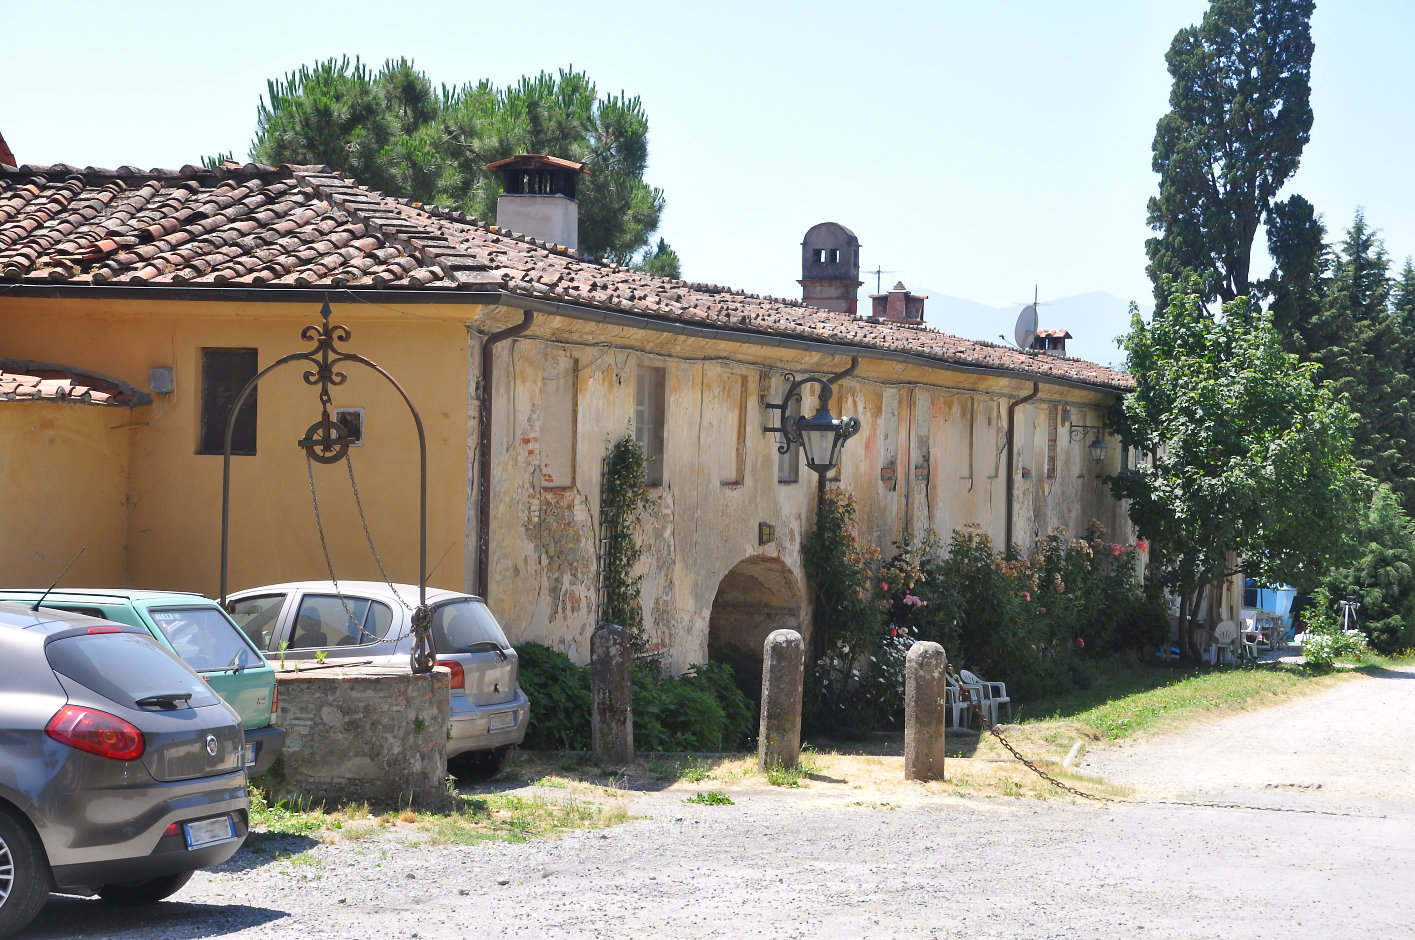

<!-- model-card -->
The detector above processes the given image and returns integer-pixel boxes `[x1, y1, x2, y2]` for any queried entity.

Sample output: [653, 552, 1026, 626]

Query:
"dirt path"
[1078, 664, 1415, 804]
[21, 665, 1415, 939]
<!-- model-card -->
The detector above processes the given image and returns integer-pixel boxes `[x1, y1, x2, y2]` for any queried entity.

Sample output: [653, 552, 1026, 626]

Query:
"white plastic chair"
[946, 673, 986, 729]
[960, 669, 1012, 724]
[1206, 619, 1241, 665]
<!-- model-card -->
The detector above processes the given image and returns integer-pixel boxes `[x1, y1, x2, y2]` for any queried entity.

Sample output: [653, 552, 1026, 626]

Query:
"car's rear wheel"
[96, 871, 193, 905]
[0, 805, 49, 937]
[450, 746, 510, 782]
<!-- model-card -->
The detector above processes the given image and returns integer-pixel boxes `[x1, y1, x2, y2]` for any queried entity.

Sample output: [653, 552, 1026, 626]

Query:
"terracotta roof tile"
[0, 360, 148, 406]
[0, 162, 1130, 391]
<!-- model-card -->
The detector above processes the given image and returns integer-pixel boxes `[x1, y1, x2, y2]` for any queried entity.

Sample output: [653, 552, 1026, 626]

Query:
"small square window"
[334, 408, 365, 446]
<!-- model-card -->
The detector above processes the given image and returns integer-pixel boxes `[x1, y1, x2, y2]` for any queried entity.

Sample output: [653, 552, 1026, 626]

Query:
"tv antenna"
[865, 265, 899, 294]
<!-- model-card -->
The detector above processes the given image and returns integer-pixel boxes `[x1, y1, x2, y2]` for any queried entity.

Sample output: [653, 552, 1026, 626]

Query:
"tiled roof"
[486, 154, 587, 175]
[0, 163, 1130, 391]
[0, 360, 148, 405]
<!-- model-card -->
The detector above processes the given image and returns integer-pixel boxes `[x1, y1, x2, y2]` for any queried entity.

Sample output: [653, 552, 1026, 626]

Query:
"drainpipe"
[475, 309, 535, 602]
[1004, 381, 1041, 550]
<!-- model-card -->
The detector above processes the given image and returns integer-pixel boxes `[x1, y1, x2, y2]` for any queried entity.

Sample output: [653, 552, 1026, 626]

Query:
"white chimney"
[488, 154, 587, 250]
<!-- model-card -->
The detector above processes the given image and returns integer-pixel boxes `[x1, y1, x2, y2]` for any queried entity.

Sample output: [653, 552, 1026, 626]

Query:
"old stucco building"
[0, 159, 1133, 674]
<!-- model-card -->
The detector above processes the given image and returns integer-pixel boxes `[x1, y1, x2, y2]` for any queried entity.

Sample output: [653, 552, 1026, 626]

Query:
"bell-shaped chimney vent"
[798, 222, 862, 314]
[488, 154, 587, 250]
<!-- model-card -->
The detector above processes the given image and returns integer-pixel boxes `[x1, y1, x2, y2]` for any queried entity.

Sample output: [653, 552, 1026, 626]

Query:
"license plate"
[488, 711, 515, 733]
[184, 815, 236, 849]
[244, 743, 256, 767]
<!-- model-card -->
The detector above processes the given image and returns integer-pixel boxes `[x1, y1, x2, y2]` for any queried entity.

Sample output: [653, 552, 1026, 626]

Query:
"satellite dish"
[1014, 304, 1038, 350]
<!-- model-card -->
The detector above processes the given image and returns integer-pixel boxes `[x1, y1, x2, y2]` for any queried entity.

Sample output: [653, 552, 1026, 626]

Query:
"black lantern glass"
[765, 374, 861, 476]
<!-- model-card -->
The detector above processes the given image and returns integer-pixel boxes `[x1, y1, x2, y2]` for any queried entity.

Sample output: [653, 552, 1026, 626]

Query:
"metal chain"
[305, 453, 382, 645]
[945, 664, 1387, 820]
[949, 664, 1107, 802]
[344, 451, 411, 611]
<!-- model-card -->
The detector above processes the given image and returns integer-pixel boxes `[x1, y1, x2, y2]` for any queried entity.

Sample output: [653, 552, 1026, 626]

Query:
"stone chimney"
[870, 281, 926, 323]
[488, 154, 587, 250]
[1030, 328, 1071, 357]
[799, 222, 862, 314]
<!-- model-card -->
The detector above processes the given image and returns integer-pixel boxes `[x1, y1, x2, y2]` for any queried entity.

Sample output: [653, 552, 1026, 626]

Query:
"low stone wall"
[259, 664, 450, 809]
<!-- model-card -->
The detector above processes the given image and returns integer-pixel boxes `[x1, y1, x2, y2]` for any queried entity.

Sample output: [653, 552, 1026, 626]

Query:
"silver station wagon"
[227, 581, 529, 778]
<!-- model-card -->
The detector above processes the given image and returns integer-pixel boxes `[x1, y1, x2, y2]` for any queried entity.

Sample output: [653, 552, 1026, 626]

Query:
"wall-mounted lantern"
[1069, 424, 1108, 464]
[763, 374, 861, 475]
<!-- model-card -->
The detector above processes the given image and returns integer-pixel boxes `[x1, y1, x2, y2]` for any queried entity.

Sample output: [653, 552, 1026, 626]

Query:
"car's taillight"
[87, 625, 122, 634]
[271, 683, 279, 715]
[436, 660, 465, 690]
[46, 705, 145, 761]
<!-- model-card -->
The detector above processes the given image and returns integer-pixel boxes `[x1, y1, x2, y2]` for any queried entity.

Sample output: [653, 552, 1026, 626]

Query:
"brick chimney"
[869, 281, 926, 323]
[0, 131, 15, 168]
[488, 154, 587, 250]
[1030, 328, 1071, 356]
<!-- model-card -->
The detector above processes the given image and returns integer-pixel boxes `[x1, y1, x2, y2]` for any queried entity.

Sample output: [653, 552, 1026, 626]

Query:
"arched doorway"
[707, 556, 804, 702]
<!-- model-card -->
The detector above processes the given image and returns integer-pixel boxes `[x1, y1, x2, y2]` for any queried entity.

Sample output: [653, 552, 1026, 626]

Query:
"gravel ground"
[22, 665, 1415, 940]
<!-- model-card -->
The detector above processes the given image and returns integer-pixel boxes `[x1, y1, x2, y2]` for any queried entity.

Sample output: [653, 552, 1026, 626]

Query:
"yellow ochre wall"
[0, 400, 133, 587]
[1, 296, 476, 598]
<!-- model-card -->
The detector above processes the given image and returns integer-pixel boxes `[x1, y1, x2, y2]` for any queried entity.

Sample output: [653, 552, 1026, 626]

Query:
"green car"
[0, 588, 285, 775]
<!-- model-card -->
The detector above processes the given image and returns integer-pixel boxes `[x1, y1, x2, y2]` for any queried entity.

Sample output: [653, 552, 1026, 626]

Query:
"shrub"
[516, 643, 755, 752]
[803, 500, 1158, 731]
[516, 643, 592, 750]
[1319, 484, 1415, 654]
[1301, 586, 1370, 669]
[633, 661, 756, 752]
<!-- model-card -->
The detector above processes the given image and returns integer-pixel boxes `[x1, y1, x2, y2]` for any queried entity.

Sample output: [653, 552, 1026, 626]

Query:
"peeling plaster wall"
[482, 318, 1129, 675]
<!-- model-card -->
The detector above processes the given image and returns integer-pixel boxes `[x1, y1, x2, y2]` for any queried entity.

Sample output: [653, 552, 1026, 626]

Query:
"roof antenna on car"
[31, 546, 85, 611]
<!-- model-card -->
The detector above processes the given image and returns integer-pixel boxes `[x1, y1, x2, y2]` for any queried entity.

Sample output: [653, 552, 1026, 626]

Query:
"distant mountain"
[914, 289, 1145, 370]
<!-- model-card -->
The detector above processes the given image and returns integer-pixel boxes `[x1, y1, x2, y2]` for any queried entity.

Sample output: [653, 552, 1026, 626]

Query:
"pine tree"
[247, 59, 666, 263]
[1317, 213, 1415, 509]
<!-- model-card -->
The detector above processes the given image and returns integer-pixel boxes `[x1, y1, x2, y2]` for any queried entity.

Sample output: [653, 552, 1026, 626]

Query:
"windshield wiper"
[135, 692, 193, 710]
[224, 648, 247, 673]
[463, 640, 508, 661]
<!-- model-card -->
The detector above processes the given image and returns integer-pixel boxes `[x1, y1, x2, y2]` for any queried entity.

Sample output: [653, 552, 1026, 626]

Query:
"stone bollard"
[904, 641, 948, 781]
[591, 622, 633, 763]
[757, 629, 804, 772]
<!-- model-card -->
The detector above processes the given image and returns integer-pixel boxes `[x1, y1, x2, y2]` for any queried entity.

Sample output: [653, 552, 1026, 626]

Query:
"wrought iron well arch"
[218, 299, 434, 674]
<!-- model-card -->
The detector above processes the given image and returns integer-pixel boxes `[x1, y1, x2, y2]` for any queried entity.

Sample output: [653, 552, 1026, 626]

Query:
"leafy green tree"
[1111, 284, 1367, 659]
[1146, 0, 1315, 306]
[247, 58, 666, 262]
[1319, 484, 1415, 654]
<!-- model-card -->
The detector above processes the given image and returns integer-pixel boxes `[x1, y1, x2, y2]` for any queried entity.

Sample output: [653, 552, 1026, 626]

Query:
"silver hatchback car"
[227, 581, 529, 778]
[0, 602, 249, 937]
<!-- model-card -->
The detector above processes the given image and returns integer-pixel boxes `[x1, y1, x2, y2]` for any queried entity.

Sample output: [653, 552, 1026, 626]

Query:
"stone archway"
[707, 556, 805, 702]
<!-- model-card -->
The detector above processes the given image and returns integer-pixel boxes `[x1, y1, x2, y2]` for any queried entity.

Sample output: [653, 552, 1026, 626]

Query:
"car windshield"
[148, 607, 264, 672]
[431, 600, 509, 653]
[47, 632, 218, 709]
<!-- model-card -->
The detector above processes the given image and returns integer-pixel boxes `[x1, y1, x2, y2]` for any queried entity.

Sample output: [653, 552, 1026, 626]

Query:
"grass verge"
[246, 783, 630, 850]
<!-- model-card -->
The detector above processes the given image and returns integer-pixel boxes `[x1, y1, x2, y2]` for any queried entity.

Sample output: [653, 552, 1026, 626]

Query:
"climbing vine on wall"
[600, 434, 654, 653]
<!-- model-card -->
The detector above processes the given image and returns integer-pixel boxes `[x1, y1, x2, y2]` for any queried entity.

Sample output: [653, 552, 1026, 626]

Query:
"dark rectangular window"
[635, 366, 666, 486]
[200, 348, 258, 455]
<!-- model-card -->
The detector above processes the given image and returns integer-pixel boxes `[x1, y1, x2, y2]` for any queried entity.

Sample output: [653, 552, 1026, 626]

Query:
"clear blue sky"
[3, 0, 1411, 318]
